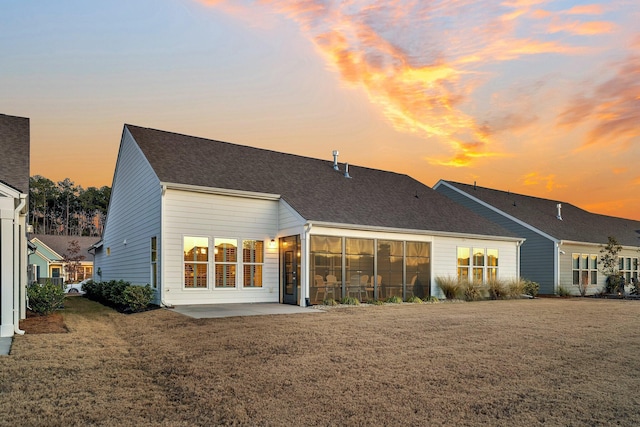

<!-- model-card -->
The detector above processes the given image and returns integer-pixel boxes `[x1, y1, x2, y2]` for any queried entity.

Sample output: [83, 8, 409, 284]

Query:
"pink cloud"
[559, 52, 640, 149]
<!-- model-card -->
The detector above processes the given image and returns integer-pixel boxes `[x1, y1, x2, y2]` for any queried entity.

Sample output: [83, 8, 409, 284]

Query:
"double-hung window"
[184, 236, 208, 288]
[215, 238, 237, 288]
[243, 240, 263, 288]
[619, 256, 639, 284]
[572, 253, 598, 286]
[457, 247, 498, 283]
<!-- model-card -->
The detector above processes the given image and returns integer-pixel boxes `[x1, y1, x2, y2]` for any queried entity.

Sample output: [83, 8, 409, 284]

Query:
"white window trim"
[457, 246, 499, 283]
[183, 235, 210, 290]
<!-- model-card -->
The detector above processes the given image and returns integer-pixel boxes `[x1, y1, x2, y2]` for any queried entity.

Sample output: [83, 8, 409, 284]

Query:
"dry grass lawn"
[1, 297, 639, 426]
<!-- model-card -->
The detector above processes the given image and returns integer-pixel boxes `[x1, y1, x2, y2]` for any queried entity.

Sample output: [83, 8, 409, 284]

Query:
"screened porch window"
[309, 236, 343, 304]
[406, 241, 430, 299]
[377, 240, 404, 299]
[345, 238, 374, 301]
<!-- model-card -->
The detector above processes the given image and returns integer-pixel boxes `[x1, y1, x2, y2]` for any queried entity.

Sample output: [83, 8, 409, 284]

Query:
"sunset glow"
[1, 0, 639, 219]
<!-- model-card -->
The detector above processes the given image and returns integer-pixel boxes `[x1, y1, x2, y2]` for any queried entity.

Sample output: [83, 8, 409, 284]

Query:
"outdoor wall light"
[269, 238, 277, 249]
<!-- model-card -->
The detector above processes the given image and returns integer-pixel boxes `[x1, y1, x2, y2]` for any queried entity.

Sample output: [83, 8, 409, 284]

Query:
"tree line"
[29, 175, 111, 237]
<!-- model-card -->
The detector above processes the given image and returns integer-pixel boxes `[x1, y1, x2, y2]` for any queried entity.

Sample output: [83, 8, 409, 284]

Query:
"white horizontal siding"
[278, 200, 305, 236]
[163, 189, 279, 305]
[432, 236, 519, 298]
[558, 243, 639, 296]
[94, 129, 161, 301]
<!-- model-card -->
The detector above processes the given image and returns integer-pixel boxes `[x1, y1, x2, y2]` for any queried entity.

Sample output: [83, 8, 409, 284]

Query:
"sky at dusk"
[2, 0, 639, 219]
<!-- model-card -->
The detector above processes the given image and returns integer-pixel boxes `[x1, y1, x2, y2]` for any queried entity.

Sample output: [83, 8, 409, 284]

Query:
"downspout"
[556, 241, 563, 295]
[302, 223, 312, 307]
[14, 194, 26, 335]
[517, 240, 523, 280]
[160, 184, 171, 308]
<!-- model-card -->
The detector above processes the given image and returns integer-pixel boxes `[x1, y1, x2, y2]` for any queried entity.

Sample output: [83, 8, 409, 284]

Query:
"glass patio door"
[281, 235, 300, 305]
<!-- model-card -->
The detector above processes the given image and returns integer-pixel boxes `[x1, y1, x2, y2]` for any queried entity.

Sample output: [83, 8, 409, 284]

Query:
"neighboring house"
[434, 180, 640, 295]
[0, 113, 30, 337]
[28, 234, 97, 285]
[94, 124, 523, 307]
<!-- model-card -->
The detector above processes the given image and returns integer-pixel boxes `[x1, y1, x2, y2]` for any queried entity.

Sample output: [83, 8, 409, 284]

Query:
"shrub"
[123, 284, 154, 312]
[487, 278, 507, 300]
[605, 274, 624, 294]
[322, 298, 338, 306]
[367, 299, 384, 306]
[406, 295, 422, 304]
[27, 282, 65, 316]
[80, 279, 94, 293]
[557, 285, 571, 297]
[385, 295, 403, 304]
[103, 280, 129, 306]
[423, 296, 439, 303]
[507, 278, 525, 299]
[83, 280, 102, 301]
[462, 280, 483, 301]
[522, 279, 539, 298]
[340, 296, 360, 305]
[436, 276, 461, 300]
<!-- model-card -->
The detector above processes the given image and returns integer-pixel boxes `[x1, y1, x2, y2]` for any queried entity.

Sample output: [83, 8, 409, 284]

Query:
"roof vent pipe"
[332, 150, 339, 171]
[556, 203, 563, 220]
[344, 162, 351, 178]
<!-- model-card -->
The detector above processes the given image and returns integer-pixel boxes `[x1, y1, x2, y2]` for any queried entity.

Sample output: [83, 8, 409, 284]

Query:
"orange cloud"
[521, 172, 563, 191]
[200, 0, 633, 167]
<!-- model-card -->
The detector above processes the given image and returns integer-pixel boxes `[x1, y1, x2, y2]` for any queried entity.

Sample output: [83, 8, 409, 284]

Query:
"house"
[0, 114, 30, 337]
[28, 234, 97, 285]
[94, 125, 523, 307]
[434, 180, 640, 295]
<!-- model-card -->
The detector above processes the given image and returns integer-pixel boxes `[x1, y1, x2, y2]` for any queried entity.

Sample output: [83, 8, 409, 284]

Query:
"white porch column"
[0, 205, 15, 337]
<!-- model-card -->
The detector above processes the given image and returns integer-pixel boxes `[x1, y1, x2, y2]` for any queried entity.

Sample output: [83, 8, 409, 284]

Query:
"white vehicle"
[64, 279, 91, 294]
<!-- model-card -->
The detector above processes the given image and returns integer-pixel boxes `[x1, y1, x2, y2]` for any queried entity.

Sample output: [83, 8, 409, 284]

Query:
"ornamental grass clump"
[322, 298, 339, 306]
[340, 296, 360, 305]
[436, 276, 461, 300]
[507, 278, 526, 299]
[487, 278, 507, 300]
[406, 295, 423, 304]
[461, 279, 483, 301]
[385, 295, 403, 304]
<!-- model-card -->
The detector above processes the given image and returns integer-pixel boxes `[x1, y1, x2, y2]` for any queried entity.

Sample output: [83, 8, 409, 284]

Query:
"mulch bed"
[20, 310, 68, 334]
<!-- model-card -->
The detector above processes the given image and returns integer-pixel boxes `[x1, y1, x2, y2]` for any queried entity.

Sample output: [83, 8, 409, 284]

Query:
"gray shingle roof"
[0, 114, 30, 194]
[30, 234, 100, 259]
[443, 181, 640, 247]
[126, 125, 519, 239]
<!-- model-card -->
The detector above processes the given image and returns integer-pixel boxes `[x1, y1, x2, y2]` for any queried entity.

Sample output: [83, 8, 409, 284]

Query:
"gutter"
[306, 220, 524, 243]
[14, 194, 26, 335]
